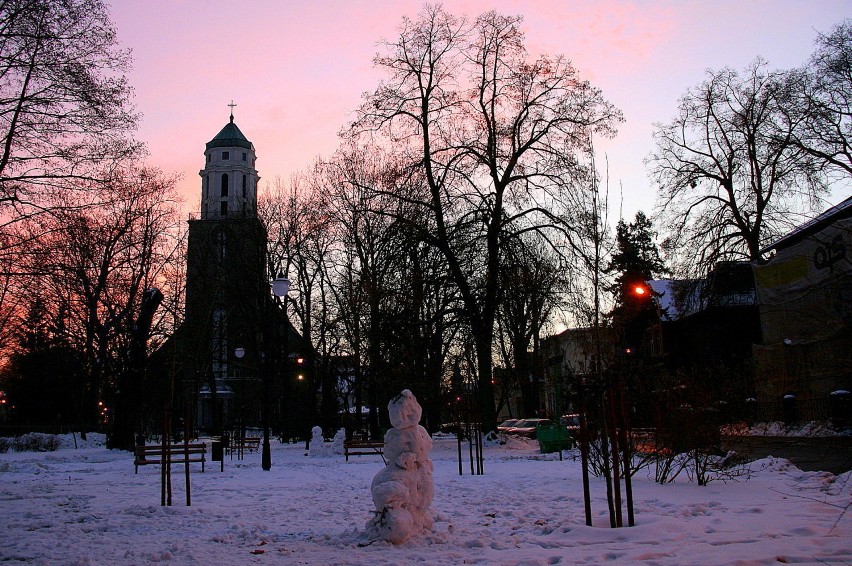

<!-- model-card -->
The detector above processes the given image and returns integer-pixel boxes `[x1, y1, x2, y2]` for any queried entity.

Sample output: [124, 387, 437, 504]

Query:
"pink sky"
[109, 0, 850, 219]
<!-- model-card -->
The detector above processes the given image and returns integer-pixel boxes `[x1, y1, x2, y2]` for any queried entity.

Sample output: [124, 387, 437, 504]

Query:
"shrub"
[12, 433, 60, 452]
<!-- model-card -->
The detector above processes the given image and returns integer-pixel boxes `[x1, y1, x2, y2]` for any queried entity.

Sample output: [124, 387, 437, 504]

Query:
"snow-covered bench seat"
[134, 443, 207, 473]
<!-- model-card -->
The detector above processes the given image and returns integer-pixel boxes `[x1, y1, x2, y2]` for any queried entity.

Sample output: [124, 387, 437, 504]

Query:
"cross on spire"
[228, 100, 237, 123]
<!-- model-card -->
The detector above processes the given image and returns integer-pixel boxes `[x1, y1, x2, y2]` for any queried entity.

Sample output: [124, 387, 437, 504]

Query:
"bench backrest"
[137, 444, 206, 454]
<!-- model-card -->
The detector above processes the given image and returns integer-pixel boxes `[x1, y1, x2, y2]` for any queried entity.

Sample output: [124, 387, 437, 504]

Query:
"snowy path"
[0, 436, 849, 565]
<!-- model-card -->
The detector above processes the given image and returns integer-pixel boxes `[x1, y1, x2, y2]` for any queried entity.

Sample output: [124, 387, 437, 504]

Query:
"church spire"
[228, 100, 236, 123]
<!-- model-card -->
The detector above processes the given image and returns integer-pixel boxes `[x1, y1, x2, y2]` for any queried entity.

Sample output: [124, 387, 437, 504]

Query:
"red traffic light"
[632, 284, 648, 296]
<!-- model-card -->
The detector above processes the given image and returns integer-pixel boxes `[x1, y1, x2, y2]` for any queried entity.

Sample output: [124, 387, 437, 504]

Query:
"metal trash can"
[211, 440, 223, 461]
[782, 394, 797, 424]
[211, 438, 224, 471]
[537, 424, 573, 454]
[830, 390, 850, 429]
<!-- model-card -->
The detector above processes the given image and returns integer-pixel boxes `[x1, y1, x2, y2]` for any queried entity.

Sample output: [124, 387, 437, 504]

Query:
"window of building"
[211, 306, 227, 378]
[242, 175, 247, 198]
[221, 174, 229, 197]
[222, 151, 230, 160]
[242, 152, 247, 161]
[215, 230, 226, 260]
[207, 153, 211, 163]
[220, 201, 228, 217]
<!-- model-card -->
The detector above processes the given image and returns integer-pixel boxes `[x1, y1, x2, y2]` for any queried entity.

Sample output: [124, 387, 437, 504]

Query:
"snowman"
[365, 389, 434, 544]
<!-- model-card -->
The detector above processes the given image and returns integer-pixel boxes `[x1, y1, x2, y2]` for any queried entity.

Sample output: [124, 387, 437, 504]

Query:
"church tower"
[183, 110, 270, 432]
[144, 108, 308, 444]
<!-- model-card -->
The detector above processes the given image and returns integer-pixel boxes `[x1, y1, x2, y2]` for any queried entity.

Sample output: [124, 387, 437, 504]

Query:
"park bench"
[228, 436, 261, 455]
[343, 438, 385, 462]
[134, 443, 207, 474]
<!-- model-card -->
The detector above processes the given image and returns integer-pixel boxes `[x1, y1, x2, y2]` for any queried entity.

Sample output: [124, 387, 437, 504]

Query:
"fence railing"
[743, 396, 846, 425]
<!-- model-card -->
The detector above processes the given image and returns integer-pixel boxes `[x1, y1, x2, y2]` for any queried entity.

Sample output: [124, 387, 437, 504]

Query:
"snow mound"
[721, 421, 849, 437]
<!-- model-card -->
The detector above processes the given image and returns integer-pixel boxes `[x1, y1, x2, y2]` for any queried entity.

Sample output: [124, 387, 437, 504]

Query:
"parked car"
[560, 414, 580, 431]
[506, 418, 552, 439]
[560, 414, 580, 439]
[497, 419, 520, 432]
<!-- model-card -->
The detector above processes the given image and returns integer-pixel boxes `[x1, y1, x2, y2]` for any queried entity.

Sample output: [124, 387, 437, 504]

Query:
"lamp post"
[261, 272, 290, 471]
[233, 347, 246, 457]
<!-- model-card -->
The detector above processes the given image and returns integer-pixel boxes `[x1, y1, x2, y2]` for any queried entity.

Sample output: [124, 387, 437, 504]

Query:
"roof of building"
[650, 262, 756, 320]
[760, 195, 852, 255]
[206, 117, 253, 151]
[649, 280, 678, 320]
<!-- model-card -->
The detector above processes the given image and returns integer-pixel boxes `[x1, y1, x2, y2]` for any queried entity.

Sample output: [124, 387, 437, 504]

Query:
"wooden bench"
[344, 439, 385, 462]
[233, 437, 261, 453]
[134, 443, 207, 474]
[225, 436, 261, 458]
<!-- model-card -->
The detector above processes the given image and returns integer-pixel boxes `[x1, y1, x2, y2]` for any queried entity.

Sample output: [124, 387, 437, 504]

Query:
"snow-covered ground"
[1, 433, 849, 565]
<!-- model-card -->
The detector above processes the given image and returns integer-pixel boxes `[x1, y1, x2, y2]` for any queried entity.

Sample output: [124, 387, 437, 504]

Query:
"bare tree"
[14, 167, 180, 429]
[648, 60, 829, 275]
[0, 248, 23, 359]
[496, 236, 565, 417]
[0, 0, 138, 218]
[319, 145, 437, 436]
[146, 221, 187, 352]
[785, 20, 852, 177]
[260, 172, 342, 436]
[352, 6, 622, 431]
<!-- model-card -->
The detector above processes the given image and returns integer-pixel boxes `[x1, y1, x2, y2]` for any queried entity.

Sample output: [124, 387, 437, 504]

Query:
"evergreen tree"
[606, 212, 666, 353]
[1, 298, 86, 429]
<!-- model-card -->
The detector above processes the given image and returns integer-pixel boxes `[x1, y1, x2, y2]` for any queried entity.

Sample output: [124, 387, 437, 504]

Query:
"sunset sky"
[109, 0, 851, 220]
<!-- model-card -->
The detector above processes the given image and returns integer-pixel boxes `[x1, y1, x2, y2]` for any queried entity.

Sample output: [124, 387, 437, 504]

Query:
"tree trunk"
[473, 330, 497, 433]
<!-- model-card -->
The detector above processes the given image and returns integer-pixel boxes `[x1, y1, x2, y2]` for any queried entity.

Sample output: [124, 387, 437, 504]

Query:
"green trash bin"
[537, 424, 572, 454]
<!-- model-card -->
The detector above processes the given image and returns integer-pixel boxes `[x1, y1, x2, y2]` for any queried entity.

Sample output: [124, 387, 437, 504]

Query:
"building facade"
[753, 197, 852, 404]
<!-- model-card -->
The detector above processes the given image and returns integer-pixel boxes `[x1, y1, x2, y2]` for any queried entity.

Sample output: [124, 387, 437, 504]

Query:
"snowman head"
[388, 389, 422, 429]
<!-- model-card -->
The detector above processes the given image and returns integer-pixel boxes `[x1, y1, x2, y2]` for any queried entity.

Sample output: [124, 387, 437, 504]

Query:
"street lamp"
[261, 272, 290, 471]
[631, 281, 663, 356]
[272, 272, 290, 299]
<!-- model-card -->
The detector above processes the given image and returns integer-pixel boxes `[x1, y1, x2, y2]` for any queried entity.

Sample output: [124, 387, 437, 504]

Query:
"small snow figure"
[331, 428, 346, 455]
[308, 426, 328, 457]
[365, 389, 434, 544]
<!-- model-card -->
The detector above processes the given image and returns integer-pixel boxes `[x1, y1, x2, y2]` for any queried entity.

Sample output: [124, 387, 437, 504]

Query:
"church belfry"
[199, 107, 259, 219]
